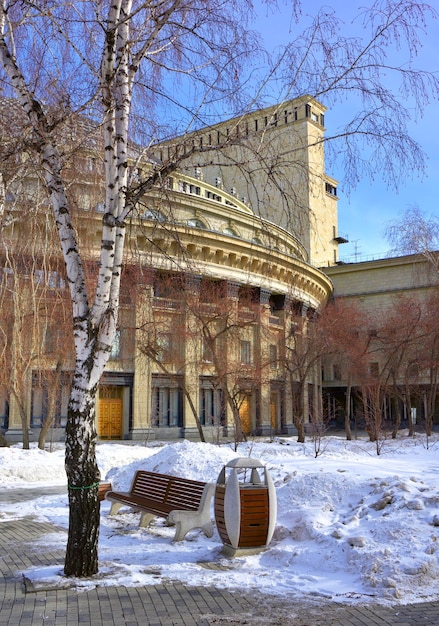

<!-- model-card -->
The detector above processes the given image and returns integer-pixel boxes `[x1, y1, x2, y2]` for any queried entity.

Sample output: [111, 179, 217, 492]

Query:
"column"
[182, 274, 202, 439]
[130, 281, 156, 440]
[256, 289, 272, 436]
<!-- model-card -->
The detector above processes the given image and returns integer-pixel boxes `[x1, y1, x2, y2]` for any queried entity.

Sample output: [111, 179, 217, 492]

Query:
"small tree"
[284, 304, 331, 443]
[320, 299, 371, 440]
[36, 293, 73, 450]
[375, 297, 423, 438]
[415, 292, 439, 440]
[0, 247, 35, 449]
[386, 206, 439, 271]
[135, 272, 206, 442]
[183, 279, 268, 445]
[0, 222, 67, 448]
[350, 297, 426, 450]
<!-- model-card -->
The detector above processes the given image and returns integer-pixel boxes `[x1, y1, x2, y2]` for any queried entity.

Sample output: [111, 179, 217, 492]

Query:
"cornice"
[133, 221, 332, 309]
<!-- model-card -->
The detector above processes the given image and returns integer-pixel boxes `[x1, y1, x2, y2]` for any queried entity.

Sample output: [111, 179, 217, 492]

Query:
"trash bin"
[214, 457, 277, 556]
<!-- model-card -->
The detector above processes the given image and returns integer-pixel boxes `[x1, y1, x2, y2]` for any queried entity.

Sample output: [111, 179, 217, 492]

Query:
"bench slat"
[132, 473, 170, 500]
[165, 482, 205, 510]
[106, 492, 174, 515]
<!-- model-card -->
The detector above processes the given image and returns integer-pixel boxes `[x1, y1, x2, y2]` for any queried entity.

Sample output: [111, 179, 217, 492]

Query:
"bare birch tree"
[0, 0, 260, 577]
[386, 206, 439, 271]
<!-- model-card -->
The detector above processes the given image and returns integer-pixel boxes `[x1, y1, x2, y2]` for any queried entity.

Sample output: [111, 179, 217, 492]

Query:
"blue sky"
[332, 102, 439, 261]
[253, 0, 439, 260]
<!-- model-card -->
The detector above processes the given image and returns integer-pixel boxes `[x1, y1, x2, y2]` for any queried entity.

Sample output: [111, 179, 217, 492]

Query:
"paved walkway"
[1, 487, 439, 625]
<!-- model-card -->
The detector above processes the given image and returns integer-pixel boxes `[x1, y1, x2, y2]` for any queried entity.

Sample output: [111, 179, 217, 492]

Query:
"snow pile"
[1, 433, 439, 605]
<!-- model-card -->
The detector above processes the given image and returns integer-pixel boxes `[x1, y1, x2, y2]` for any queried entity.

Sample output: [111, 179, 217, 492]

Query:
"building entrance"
[239, 395, 251, 435]
[98, 387, 123, 439]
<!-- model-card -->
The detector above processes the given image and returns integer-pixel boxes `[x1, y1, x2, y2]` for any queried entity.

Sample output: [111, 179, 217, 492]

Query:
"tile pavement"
[1, 487, 438, 625]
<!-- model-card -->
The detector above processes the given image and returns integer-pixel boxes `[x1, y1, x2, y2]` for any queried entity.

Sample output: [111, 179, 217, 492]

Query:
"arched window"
[223, 226, 239, 237]
[187, 218, 206, 229]
[142, 209, 166, 222]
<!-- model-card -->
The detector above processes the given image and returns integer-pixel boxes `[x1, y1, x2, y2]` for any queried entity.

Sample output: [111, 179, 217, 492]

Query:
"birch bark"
[0, 1, 136, 576]
[0, 0, 187, 577]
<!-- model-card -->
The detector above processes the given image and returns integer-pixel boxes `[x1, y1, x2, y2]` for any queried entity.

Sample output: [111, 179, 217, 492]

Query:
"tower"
[155, 95, 342, 267]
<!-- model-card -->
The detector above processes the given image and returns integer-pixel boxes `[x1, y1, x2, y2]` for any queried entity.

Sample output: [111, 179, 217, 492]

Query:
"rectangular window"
[31, 371, 71, 428]
[269, 344, 277, 369]
[34, 269, 44, 285]
[202, 338, 213, 363]
[240, 340, 251, 365]
[326, 182, 337, 197]
[45, 326, 66, 353]
[370, 362, 379, 378]
[333, 363, 342, 380]
[157, 333, 171, 362]
[151, 386, 183, 427]
[200, 387, 224, 426]
[110, 330, 121, 359]
[44, 328, 55, 354]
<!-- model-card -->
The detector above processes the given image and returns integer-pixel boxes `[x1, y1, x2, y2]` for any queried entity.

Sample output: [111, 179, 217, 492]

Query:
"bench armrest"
[168, 483, 215, 541]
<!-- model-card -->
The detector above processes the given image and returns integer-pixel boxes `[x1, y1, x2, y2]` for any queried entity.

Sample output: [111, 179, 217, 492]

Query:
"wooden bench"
[105, 470, 215, 542]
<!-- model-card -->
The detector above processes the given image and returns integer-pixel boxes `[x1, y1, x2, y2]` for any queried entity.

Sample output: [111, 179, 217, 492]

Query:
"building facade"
[155, 95, 342, 268]
[1, 96, 336, 442]
[323, 255, 439, 431]
[2, 94, 437, 443]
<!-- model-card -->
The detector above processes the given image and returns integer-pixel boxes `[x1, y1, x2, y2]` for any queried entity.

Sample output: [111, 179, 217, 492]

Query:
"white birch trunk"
[0, 2, 132, 577]
[0, 0, 184, 577]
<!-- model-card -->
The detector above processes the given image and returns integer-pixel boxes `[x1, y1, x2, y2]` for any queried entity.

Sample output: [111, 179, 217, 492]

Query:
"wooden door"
[270, 392, 278, 430]
[98, 387, 123, 439]
[239, 395, 251, 435]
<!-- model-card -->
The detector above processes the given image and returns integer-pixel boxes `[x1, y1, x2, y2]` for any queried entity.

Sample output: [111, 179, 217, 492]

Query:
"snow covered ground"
[1, 433, 439, 606]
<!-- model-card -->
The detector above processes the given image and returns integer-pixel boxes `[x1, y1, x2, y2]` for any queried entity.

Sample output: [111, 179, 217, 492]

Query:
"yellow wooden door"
[270, 392, 277, 430]
[98, 387, 123, 439]
[239, 395, 251, 435]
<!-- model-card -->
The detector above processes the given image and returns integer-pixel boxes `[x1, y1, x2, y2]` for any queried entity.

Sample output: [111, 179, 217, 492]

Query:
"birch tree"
[0, 0, 259, 578]
[386, 206, 439, 271]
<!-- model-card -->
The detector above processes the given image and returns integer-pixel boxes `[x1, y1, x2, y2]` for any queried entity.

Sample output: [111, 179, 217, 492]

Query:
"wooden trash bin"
[214, 458, 277, 556]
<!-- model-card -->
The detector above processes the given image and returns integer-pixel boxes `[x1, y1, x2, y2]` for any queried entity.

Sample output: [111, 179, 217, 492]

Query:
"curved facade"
[1, 96, 335, 442]
[123, 172, 333, 440]
[132, 172, 331, 308]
